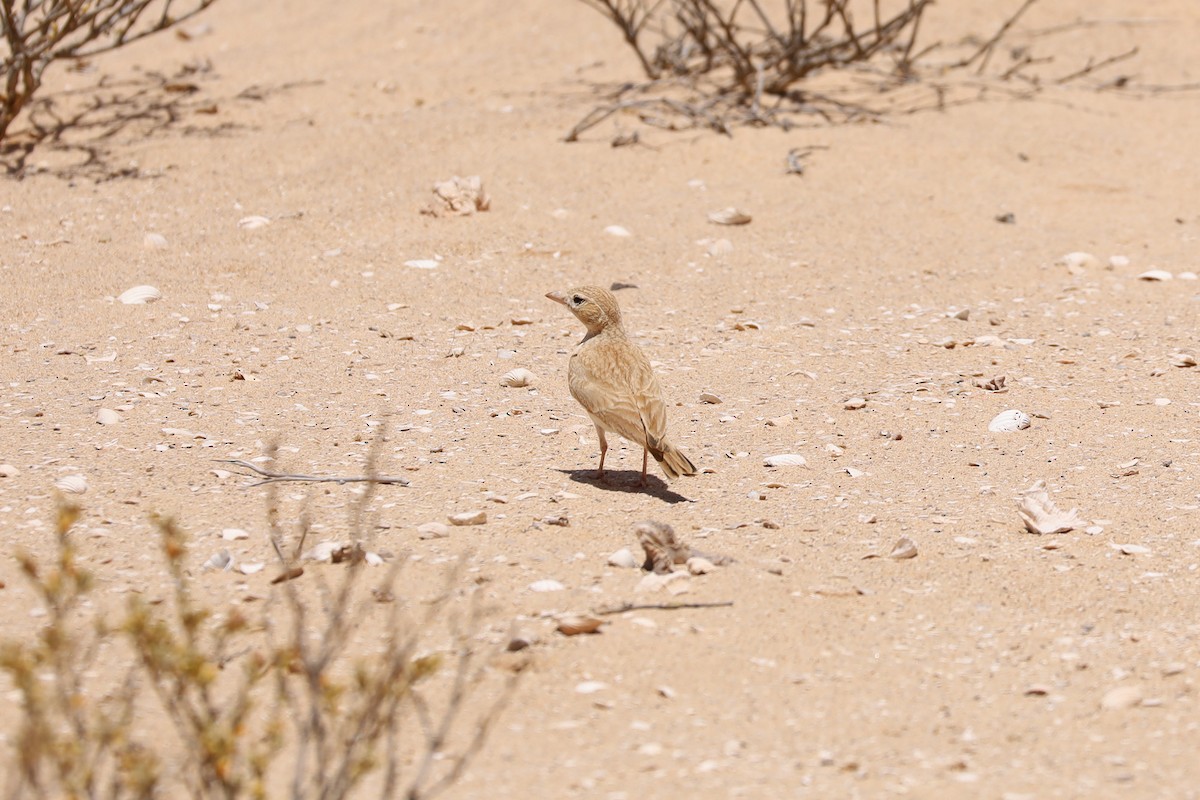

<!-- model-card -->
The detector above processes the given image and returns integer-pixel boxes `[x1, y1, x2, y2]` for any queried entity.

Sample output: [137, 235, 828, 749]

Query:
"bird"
[545, 285, 697, 484]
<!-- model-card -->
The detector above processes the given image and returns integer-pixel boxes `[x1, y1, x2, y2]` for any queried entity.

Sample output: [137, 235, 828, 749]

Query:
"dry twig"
[217, 458, 411, 487]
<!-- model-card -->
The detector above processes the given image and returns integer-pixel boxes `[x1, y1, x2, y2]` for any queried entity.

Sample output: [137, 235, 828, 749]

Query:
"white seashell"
[604, 225, 631, 237]
[844, 397, 867, 410]
[364, 551, 384, 566]
[1016, 482, 1086, 534]
[55, 474, 88, 494]
[237, 215, 270, 230]
[0, 464, 19, 478]
[117, 285, 162, 305]
[221, 528, 250, 541]
[1178, 271, 1198, 280]
[500, 368, 536, 388]
[705, 238, 734, 257]
[1137, 269, 1173, 281]
[204, 550, 233, 571]
[528, 579, 565, 593]
[404, 259, 439, 269]
[988, 409, 1031, 432]
[417, 522, 450, 539]
[888, 536, 918, 559]
[1111, 543, 1150, 556]
[304, 541, 345, 562]
[687, 556, 716, 575]
[763, 453, 808, 468]
[143, 232, 168, 249]
[844, 466, 866, 478]
[1109, 255, 1130, 268]
[237, 562, 265, 575]
[1101, 684, 1143, 711]
[574, 680, 607, 694]
[1170, 353, 1197, 368]
[699, 392, 723, 404]
[607, 548, 639, 569]
[707, 207, 752, 225]
[1057, 252, 1098, 274]
[96, 407, 121, 425]
[448, 510, 487, 526]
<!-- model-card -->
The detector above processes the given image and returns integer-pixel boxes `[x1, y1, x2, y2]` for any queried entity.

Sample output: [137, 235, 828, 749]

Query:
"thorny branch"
[217, 458, 412, 487]
[567, 0, 1182, 140]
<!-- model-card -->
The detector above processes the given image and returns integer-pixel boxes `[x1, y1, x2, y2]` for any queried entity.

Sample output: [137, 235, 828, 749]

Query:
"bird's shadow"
[556, 469, 693, 503]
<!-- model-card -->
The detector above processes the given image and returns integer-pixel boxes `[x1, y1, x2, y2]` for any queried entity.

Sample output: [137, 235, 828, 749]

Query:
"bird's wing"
[568, 342, 657, 447]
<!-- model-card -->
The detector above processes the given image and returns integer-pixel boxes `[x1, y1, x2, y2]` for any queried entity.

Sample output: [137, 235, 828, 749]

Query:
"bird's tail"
[654, 440, 698, 480]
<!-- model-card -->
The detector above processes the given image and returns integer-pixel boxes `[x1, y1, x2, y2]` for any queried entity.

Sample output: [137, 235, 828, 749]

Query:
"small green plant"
[0, 0, 219, 142]
[2, 496, 520, 799]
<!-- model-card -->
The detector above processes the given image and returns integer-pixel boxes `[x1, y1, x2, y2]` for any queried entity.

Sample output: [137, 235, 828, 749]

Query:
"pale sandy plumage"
[546, 285, 697, 483]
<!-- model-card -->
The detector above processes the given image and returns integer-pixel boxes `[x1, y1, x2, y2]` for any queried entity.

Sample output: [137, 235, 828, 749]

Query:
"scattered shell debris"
[707, 207, 752, 225]
[764, 454, 807, 468]
[1101, 684, 1143, 711]
[889, 537, 918, 560]
[557, 616, 604, 636]
[1170, 353, 1196, 368]
[204, 550, 233, 571]
[54, 474, 88, 494]
[417, 522, 450, 539]
[1017, 481, 1086, 535]
[449, 510, 487, 526]
[500, 368, 536, 388]
[117, 285, 162, 305]
[607, 548, 639, 569]
[429, 175, 490, 215]
[635, 520, 732, 574]
[989, 409, 1031, 433]
[237, 215, 270, 230]
[1058, 251, 1099, 274]
[974, 375, 1007, 392]
[1137, 269, 1172, 281]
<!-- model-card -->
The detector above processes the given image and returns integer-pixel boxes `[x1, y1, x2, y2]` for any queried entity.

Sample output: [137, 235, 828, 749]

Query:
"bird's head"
[545, 286, 623, 333]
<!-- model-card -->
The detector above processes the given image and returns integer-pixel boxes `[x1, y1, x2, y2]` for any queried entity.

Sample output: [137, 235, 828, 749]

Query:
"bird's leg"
[594, 425, 608, 480]
[640, 447, 649, 486]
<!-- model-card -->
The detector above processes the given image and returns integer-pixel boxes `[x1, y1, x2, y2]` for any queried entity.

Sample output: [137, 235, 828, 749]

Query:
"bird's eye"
[572, 295, 584, 305]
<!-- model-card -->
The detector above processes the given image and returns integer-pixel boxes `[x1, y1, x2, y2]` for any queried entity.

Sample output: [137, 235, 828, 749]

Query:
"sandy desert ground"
[3, 0, 1200, 797]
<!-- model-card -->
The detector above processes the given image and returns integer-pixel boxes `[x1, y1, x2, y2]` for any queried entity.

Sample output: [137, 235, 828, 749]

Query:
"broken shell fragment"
[1058, 252, 1099, 274]
[96, 407, 121, 425]
[1017, 481, 1086, 534]
[431, 175, 490, 215]
[55, 474, 88, 494]
[117, 285, 162, 305]
[557, 616, 604, 636]
[699, 392, 723, 404]
[500, 368, 536, 388]
[607, 548, 639, 569]
[1170, 353, 1196, 368]
[204, 550, 233, 571]
[988, 409, 1031, 433]
[143, 232, 168, 250]
[448, 510, 487, 526]
[764, 453, 808, 468]
[237, 215, 270, 230]
[707, 207, 752, 226]
[1137, 269, 1172, 281]
[528, 579, 565, 593]
[888, 536, 918, 560]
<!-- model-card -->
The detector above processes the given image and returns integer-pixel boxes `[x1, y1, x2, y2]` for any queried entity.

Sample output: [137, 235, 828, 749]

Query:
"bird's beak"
[545, 291, 567, 306]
